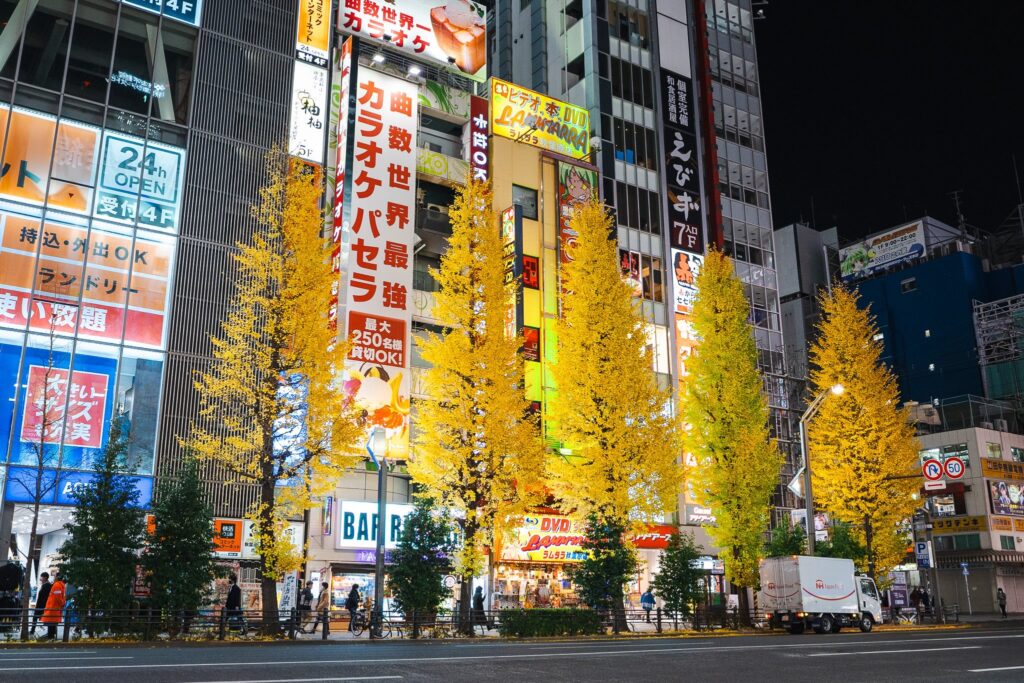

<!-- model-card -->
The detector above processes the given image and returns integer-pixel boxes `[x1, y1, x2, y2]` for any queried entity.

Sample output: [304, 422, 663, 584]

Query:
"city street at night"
[4, 628, 1024, 682]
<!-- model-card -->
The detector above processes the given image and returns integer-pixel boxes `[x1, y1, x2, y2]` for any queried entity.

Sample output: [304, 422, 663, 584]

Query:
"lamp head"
[830, 384, 845, 396]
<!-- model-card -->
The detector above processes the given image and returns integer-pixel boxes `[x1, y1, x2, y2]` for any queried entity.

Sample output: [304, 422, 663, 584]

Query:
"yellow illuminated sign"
[491, 78, 590, 160]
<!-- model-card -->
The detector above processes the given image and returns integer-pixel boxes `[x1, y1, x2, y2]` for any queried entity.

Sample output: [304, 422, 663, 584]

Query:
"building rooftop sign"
[337, 0, 487, 81]
[839, 220, 926, 282]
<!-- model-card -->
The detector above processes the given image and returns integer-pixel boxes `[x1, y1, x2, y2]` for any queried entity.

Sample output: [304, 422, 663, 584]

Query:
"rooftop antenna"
[1013, 155, 1024, 241]
[950, 189, 969, 240]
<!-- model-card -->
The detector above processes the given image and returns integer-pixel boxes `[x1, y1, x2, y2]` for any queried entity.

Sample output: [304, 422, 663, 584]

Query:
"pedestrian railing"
[0, 601, 939, 642]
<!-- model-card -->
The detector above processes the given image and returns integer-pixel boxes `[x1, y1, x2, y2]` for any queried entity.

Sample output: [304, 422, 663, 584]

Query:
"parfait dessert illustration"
[430, 0, 486, 74]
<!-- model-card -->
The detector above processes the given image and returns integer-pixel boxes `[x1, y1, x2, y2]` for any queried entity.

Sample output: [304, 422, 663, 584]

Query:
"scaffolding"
[974, 294, 1024, 365]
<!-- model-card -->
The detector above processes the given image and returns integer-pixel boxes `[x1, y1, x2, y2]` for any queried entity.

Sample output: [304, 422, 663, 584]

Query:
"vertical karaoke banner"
[339, 68, 418, 461]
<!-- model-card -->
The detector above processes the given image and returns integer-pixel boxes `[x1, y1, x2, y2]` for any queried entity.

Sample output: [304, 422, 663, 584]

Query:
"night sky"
[755, 1, 1024, 243]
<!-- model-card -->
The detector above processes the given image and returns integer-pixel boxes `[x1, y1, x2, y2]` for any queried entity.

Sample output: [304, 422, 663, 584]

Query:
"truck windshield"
[859, 578, 878, 600]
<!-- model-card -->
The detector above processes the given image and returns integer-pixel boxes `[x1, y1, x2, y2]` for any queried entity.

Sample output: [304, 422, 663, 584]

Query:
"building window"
[987, 442, 1003, 459]
[1012, 447, 1024, 463]
[953, 534, 981, 551]
[934, 535, 954, 552]
[900, 277, 917, 293]
[1001, 535, 1016, 551]
[512, 185, 538, 220]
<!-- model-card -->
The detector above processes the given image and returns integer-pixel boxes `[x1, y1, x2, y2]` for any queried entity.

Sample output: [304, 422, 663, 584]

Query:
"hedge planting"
[496, 608, 603, 637]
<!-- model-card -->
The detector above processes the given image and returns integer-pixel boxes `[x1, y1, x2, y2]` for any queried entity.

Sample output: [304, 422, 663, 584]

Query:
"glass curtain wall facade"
[0, 0, 197, 511]
[703, 0, 800, 520]
[0, 0, 298, 524]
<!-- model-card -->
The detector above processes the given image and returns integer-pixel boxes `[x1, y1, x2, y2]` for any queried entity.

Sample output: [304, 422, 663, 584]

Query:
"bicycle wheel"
[352, 615, 366, 637]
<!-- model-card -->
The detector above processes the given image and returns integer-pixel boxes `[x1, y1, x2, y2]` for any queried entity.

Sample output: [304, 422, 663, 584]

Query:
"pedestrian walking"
[225, 573, 246, 634]
[997, 587, 1008, 618]
[909, 587, 922, 608]
[298, 581, 314, 632]
[32, 572, 52, 633]
[309, 582, 331, 634]
[920, 589, 931, 615]
[345, 584, 360, 633]
[641, 588, 655, 623]
[472, 586, 486, 630]
[40, 574, 65, 640]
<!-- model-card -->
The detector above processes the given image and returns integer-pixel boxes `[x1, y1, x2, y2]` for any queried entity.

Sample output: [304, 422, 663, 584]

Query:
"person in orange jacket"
[40, 574, 66, 640]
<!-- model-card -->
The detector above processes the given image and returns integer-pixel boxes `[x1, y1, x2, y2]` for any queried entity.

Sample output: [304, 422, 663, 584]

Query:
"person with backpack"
[345, 584, 360, 633]
[298, 581, 314, 632]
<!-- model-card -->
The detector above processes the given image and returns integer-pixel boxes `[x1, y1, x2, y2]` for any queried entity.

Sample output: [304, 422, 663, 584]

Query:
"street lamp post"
[800, 383, 844, 555]
[368, 427, 388, 639]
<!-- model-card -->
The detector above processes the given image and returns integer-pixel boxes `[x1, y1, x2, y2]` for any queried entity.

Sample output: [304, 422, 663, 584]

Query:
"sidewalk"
[955, 611, 1024, 627]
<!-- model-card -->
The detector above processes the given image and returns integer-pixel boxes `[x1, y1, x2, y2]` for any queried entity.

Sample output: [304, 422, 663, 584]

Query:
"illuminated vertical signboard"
[468, 95, 490, 182]
[329, 37, 355, 333]
[339, 69, 418, 461]
[296, 0, 331, 67]
[661, 69, 705, 385]
[288, 61, 329, 165]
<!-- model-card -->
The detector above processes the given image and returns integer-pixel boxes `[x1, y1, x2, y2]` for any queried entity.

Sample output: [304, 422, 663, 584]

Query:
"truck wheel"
[830, 619, 842, 633]
[787, 622, 805, 635]
[859, 615, 873, 633]
[818, 615, 835, 634]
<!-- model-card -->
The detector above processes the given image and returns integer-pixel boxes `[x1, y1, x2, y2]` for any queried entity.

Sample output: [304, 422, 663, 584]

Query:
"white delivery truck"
[759, 556, 882, 634]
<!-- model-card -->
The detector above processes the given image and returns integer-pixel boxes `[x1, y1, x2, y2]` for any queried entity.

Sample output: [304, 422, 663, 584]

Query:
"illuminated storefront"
[0, 0, 194, 578]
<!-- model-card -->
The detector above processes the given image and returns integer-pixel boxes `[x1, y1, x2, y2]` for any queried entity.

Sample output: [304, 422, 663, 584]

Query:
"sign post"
[961, 562, 972, 615]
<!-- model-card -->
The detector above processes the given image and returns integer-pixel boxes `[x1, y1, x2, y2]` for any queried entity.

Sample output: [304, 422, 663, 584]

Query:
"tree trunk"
[612, 587, 628, 633]
[737, 585, 751, 627]
[259, 477, 280, 635]
[458, 520, 477, 636]
[18, 503, 40, 640]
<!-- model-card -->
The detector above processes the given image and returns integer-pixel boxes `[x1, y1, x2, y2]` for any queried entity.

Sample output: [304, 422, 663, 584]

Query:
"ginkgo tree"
[681, 249, 781, 624]
[807, 285, 919, 579]
[188, 152, 363, 627]
[410, 179, 544, 633]
[547, 195, 681, 626]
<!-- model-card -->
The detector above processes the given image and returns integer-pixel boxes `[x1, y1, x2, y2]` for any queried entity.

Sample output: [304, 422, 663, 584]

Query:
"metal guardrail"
[0, 604, 835, 642]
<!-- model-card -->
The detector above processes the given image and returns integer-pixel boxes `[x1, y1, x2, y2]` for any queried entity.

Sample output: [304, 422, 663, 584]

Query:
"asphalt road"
[3, 628, 1024, 682]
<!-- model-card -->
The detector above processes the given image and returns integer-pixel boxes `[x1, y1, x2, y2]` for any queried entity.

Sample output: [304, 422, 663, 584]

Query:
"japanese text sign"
[0, 106, 98, 214]
[931, 515, 988, 533]
[502, 514, 588, 563]
[492, 79, 590, 160]
[839, 221, 926, 282]
[289, 61, 329, 164]
[338, 0, 488, 81]
[20, 365, 108, 449]
[672, 249, 702, 316]
[120, 0, 202, 26]
[297, 0, 330, 67]
[341, 69, 417, 461]
[469, 95, 489, 182]
[981, 458, 1024, 482]
[660, 70, 703, 254]
[0, 344, 118, 470]
[96, 132, 185, 232]
[0, 209, 173, 349]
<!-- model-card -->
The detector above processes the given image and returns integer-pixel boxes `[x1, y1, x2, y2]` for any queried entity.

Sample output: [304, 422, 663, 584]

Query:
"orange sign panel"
[0, 209, 172, 348]
[0, 106, 99, 213]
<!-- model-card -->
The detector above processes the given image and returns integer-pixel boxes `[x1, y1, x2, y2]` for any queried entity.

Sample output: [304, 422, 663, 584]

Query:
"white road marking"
[807, 646, 982, 657]
[969, 665, 1024, 673]
[189, 678, 402, 682]
[1, 632, 1023, 672]
[0, 656, 133, 662]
